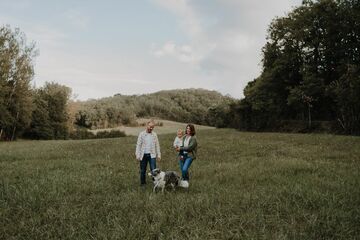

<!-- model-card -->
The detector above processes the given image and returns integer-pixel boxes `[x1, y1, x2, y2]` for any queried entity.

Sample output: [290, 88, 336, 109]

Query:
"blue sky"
[0, 0, 301, 100]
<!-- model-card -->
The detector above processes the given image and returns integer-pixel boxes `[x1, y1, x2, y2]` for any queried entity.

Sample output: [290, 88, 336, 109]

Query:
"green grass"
[1, 129, 359, 239]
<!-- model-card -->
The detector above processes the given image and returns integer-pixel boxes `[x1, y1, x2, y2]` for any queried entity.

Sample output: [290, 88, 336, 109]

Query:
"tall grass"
[1, 129, 359, 239]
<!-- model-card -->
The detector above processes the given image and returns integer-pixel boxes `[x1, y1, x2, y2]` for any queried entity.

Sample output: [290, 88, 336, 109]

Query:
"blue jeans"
[179, 156, 193, 181]
[140, 154, 156, 184]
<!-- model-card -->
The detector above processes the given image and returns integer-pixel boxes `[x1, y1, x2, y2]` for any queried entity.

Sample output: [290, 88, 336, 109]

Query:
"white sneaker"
[179, 180, 189, 188]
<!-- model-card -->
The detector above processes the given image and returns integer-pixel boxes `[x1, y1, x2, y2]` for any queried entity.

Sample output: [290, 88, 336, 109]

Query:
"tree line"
[222, 0, 360, 135]
[74, 89, 234, 130]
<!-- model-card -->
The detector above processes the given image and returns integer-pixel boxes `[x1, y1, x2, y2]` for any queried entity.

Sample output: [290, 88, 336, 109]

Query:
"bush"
[69, 129, 96, 140]
[139, 120, 163, 127]
[95, 130, 126, 138]
[69, 129, 126, 140]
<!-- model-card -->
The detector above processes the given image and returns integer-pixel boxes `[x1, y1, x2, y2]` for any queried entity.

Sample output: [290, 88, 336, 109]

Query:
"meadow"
[1, 129, 359, 239]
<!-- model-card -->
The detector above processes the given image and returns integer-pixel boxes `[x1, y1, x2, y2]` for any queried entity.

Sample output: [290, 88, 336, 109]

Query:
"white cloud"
[220, 31, 255, 54]
[151, 0, 302, 98]
[152, 0, 202, 38]
[34, 49, 157, 100]
[152, 41, 211, 65]
[28, 26, 68, 49]
[0, 0, 30, 10]
[1, 0, 303, 100]
[63, 9, 90, 29]
[151, 0, 218, 69]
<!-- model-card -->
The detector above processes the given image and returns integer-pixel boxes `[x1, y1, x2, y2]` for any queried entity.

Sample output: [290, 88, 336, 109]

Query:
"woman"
[176, 124, 198, 182]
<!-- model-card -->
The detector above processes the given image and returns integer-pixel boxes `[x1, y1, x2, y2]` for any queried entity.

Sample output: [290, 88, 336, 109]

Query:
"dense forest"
[74, 89, 234, 129]
[1, 0, 359, 140]
[225, 0, 360, 135]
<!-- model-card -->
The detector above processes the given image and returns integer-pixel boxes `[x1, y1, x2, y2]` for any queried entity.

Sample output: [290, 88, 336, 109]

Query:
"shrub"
[69, 129, 126, 140]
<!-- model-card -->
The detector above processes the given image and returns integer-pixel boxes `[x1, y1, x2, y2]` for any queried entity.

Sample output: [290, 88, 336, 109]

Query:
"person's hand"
[175, 147, 180, 152]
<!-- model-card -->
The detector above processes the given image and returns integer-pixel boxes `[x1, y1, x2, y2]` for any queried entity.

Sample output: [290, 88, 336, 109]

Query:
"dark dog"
[148, 168, 180, 193]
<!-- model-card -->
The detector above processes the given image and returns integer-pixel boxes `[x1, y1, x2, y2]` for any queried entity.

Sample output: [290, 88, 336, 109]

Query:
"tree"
[74, 89, 232, 129]
[329, 64, 360, 134]
[25, 82, 72, 139]
[24, 91, 53, 139]
[228, 0, 360, 135]
[43, 82, 72, 139]
[0, 25, 37, 140]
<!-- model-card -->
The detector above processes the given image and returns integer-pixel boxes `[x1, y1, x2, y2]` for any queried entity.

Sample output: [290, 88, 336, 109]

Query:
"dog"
[148, 168, 188, 193]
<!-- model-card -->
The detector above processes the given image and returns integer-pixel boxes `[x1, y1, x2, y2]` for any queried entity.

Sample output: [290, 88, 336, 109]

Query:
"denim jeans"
[179, 155, 193, 181]
[140, 154, 156, 184]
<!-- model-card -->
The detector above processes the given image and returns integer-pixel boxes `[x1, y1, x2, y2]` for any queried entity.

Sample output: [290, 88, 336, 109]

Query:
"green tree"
[43, 82, 71, 139]
[25, 82, 72, 139]
[24, 92, 53, 139]
[75, 89, 232, 129]
[229, 0, 360, 135]
[329, 64, 360, 134]
[0, 25, 36, 140]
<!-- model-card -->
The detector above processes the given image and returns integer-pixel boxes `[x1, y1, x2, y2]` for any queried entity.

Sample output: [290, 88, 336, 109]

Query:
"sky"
[0, 0, 302, 100]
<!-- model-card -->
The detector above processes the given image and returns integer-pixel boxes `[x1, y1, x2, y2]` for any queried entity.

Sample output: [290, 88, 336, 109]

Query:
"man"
[135, 119, 161, 186]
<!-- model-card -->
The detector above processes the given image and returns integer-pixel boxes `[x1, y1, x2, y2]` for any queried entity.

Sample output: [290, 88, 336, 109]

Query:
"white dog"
[148, 168, 189, 192]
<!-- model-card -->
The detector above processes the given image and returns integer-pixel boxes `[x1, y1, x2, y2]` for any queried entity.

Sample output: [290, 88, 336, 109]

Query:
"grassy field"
[1, 129, 359, 239]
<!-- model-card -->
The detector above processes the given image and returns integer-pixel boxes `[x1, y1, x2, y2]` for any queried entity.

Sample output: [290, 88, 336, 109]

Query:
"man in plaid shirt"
[135, 119, 161, 186]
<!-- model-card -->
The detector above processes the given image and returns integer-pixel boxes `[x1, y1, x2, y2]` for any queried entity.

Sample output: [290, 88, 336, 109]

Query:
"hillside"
[73, 88, 235, 129]
[90, 118, 215, 136]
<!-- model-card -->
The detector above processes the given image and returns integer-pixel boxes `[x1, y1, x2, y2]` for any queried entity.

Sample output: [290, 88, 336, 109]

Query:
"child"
[173, 129, 184, 149]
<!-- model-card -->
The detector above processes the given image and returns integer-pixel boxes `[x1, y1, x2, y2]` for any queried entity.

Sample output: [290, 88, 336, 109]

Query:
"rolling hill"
[73, 88, 235, 129]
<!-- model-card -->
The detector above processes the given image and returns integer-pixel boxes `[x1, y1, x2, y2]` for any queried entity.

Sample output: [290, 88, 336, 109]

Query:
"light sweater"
[135, 130, 161, 160]
[173, 136, 183, 148]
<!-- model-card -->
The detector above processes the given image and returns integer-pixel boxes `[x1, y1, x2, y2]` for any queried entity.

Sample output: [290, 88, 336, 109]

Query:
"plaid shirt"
[135, 130, 161, 160]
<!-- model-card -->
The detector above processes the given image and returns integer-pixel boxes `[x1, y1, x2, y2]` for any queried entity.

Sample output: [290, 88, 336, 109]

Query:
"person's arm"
[135, 133, 142, 160]
[155, 133, 161, 160]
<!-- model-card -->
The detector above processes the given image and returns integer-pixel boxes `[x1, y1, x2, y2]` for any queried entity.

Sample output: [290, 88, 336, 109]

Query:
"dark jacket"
[180, 136, 198, 160]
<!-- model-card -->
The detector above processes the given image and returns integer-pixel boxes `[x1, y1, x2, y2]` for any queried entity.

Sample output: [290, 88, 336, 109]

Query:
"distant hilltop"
[72, 88, 236, 130]
[111, 88, 235, 99]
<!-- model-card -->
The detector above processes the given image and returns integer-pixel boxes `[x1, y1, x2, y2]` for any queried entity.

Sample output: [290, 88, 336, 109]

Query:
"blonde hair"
[177, 129, 183, 135]
[147, 119, 155, 125]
